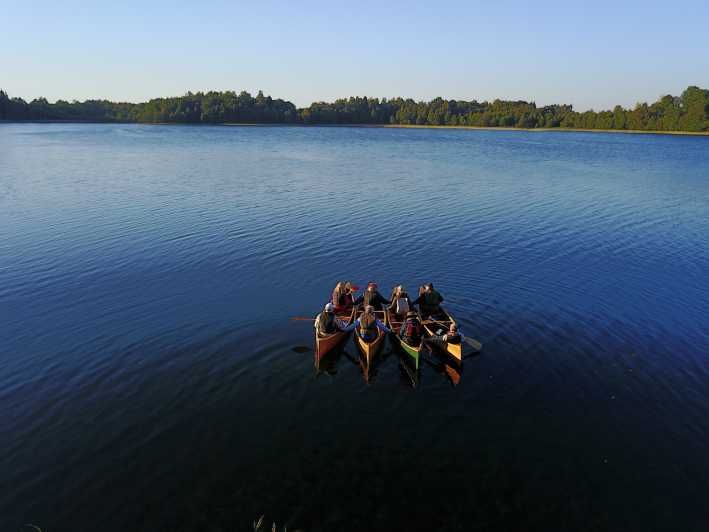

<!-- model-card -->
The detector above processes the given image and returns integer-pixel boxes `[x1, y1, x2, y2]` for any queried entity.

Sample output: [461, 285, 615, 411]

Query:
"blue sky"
[2, 0, 708, 110]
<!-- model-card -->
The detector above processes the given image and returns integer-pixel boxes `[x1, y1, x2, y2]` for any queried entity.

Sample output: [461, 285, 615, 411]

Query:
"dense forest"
[1, 86, 708, 132]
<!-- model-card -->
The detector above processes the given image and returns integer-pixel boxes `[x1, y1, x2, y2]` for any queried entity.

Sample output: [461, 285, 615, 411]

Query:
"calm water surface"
[1, 124, 708, 531]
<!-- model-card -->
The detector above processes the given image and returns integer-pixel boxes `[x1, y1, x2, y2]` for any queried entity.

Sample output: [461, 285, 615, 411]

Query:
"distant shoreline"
[2, 119, 709, 137]
[377, 124, 709, 136]
[224, 123, 709, 137]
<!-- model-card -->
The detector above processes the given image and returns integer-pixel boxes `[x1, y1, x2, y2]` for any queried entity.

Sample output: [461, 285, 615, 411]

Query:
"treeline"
[300, 88, 709, 131]
[2, 86, 708, 132]
[0, 90, 297, 123]
[133, 91, 298, 123]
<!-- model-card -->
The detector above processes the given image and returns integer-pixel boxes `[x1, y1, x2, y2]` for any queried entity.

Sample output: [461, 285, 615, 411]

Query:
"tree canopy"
[2, 87, 708, 132]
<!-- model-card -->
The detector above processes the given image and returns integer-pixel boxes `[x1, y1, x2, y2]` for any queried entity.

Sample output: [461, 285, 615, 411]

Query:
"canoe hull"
[354, 307, 387, 367]
[387, 311, 422, 370]
[398, 338, 421, 370]
[315, 307, 355, 365]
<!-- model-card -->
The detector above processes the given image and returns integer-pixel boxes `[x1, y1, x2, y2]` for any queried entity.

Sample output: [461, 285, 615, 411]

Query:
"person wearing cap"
[342, 305, 391, 341]
[399, 310, 423, 346]
[424, 323, 464, 351]
[353, 282, 388, 309]
[315, 303, 345, 336]
[412, 282, 445, 318]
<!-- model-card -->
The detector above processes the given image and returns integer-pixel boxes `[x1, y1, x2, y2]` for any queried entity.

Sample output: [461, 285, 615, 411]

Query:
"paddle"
[423, 318, 483, 352]
[463, 336, 483, 352]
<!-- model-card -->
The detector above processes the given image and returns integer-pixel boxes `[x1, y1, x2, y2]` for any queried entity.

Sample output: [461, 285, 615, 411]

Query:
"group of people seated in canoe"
[315, 281, 462, 349]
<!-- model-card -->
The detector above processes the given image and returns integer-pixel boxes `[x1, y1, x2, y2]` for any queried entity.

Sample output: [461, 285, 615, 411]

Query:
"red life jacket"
[404, 319, 421, 339]
[332, 291, 353, 312]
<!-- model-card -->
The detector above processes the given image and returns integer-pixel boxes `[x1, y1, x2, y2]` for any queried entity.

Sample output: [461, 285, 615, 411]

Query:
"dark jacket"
[413, 289, 444, 309]
[354, 290, 388, 308]
[445, 332, 462, 344]
[316, 312, 340, 335]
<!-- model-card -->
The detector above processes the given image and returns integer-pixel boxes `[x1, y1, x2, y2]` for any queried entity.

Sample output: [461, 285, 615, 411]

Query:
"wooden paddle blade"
[290, 316, 316, 321]
[464, 337, 483, 351]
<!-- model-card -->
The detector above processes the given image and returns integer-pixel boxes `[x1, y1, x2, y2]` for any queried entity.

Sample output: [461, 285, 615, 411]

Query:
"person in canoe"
[344, 281, 355, 300]
[353, 282, 388, 309]
[389, 284, 413, 318]
[342, 305, 390, 341]
[413, 283, 445, 318]
[424, 323, 463, 350]
[399, 310, 423, 346]
[331, 281, 356, 312]
[315, 303, 346, 336]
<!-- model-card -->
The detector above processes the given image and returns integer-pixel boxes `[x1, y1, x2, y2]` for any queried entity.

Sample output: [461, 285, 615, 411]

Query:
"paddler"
[331, 281, 356, 311]
[315, 303, 345, 335]
[413, 282, 445, 318]
[424, 323, 463, 350]
[399, 310, 423, 346]
[342, 305, 390, 341]
[388, 284, 413, 317]
[353, 282, 388, 309]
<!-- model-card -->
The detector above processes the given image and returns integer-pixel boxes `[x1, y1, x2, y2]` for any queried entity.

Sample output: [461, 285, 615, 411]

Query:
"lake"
[1, 123, 708, 531]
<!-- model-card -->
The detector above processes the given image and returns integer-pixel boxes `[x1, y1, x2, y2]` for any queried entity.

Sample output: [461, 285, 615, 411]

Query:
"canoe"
[354, 306, 388, 367]
[314, 306, 355, 365]
[422, 307, 462, 363]
[387, 310, 422, 370]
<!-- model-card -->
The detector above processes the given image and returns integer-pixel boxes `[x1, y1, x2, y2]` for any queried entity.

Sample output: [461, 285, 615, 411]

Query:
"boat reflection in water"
[357, 341, 394, 385]
[313, 337, 466, 389]
[397, 353, 419, 388]
[422, 348, 463, 387]
[314, 343, 349, 376]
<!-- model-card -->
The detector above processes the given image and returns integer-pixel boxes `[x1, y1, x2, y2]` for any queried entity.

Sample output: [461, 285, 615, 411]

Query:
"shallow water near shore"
[2, 123, 709, 531]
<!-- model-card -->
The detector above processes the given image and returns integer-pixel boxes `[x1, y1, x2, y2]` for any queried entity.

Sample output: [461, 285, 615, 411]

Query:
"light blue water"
[1, 123, 708, 531]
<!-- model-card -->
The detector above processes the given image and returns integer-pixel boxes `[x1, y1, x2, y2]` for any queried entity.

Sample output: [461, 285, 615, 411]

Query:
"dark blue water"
[1, 123, 708, 531]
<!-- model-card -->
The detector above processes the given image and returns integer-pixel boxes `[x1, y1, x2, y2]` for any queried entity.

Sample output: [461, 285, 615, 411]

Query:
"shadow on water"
[291, 345, 311, 354]
[315, 331, 470, 391]
[314, 343, 353, 376]
[422, 349, 463, 387]
[397, 353, 419, 389]
[356, 344, 395, 386]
